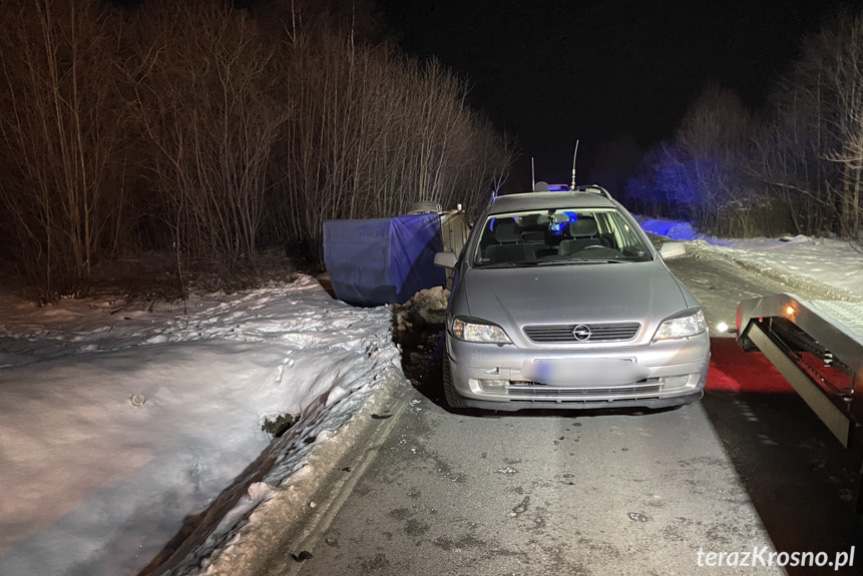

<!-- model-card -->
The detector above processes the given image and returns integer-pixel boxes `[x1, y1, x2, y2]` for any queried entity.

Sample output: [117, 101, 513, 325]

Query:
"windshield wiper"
[534, 258, 630, 266]
[480, 258, 632, 268]
[533, 259, 590, 266]
[476, 261, 524, 268]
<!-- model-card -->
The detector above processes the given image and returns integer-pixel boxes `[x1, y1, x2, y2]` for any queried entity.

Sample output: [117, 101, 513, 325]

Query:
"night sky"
[383, 0, 854, 187]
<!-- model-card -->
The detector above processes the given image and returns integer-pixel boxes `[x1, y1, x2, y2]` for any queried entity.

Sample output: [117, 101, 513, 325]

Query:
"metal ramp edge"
[736, 293, 863, 512]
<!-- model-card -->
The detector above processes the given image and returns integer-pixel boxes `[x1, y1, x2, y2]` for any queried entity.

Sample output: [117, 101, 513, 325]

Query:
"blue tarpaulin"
[323, 213, 446, 305]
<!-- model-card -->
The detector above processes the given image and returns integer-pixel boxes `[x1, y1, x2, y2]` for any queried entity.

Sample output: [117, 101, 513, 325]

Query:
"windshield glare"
[473, 208, 651, 267]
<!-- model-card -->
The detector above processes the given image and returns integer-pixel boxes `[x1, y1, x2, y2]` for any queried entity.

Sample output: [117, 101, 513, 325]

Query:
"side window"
[614, 214, 648, 258]
[474, 218, 496, 263]
[595, 212, 620, 251]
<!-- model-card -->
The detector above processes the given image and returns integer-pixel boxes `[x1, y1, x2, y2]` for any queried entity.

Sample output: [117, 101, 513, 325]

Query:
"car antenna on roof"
[570, 139, 580, 189]
[531, 157, 536, 190]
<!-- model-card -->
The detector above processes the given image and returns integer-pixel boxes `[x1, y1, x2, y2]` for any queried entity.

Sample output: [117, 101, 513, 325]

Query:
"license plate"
[522, 359, 649, 386]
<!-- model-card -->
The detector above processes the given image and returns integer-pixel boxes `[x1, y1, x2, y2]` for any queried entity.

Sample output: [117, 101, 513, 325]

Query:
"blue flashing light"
[548, 184, 571, 191]
[549, 211, 579, 236]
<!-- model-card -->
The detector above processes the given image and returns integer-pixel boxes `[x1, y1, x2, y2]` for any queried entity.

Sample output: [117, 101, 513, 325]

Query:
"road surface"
[263, 252, 862, 575]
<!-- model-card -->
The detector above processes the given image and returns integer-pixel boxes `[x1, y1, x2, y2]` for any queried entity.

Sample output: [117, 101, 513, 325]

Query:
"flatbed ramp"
[736, 294, 863, 511]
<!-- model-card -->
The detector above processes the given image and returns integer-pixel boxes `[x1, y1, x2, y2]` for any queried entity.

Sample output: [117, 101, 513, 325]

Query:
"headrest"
[567, 218, 598, 238]
[494, 219, 522, 243]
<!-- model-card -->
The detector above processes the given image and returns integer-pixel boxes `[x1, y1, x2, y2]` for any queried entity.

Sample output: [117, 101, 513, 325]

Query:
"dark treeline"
[618, 10, 863, 243]
[0, 0, 516, 301]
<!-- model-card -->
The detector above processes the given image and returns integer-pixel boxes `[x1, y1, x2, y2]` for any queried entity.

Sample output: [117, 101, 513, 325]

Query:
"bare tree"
[750, 11, 863, 242]
[127, 0, 289, 271]
[675, 84, 754, 234]
[0, 0, 128, 298]
[643, 85, 757, 235]
[818, 16, 863, 244]
[0, 0, 515, 298]
[265, 29, 514, 264]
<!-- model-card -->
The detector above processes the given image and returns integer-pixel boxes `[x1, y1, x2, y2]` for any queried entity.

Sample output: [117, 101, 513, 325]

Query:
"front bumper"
[446, 333, 710, 411]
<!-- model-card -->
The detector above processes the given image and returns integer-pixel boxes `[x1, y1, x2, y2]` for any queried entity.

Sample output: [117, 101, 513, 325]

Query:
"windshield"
[473, 207, 652, 267]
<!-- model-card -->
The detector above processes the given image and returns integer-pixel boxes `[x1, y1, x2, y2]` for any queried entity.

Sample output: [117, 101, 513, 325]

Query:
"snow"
[806, 299, 863, 346]
[0, 276, 400, 576]
[639, 217, 863, 300]
[1, 217, 862, 576]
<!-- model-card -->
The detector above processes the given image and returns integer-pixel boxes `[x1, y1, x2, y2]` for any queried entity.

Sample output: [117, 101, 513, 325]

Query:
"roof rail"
[572, 184, 613, 200]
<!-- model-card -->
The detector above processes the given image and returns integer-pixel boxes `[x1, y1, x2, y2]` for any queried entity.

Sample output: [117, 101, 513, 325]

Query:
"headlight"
[653, 309, 706, 341]
[452, 317, 511, 344]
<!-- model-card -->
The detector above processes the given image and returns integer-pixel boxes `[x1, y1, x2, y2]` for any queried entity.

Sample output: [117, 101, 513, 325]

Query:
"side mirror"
[658, 242, 686, 260]
[434, 251, 458, 269]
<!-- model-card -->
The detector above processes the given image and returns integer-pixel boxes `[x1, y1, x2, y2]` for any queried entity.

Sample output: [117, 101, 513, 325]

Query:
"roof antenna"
[570, 140, 580, 189]
[531, 157, 536, 191]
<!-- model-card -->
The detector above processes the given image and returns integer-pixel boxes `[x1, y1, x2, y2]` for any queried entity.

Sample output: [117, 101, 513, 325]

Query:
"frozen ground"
[0, 276, 400, 576]
[640, 218, 863, 300]
[0, 217, 861, 576]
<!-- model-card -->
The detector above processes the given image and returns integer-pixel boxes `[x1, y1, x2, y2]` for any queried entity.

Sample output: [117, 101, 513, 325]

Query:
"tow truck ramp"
[736, 293, 863, 512]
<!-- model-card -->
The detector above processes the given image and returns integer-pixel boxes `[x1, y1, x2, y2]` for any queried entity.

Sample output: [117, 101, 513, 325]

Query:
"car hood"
[462, 261, 690, 331]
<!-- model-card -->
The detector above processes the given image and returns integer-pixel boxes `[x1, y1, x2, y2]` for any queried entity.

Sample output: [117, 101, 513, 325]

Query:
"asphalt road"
[269, 252, 862, 576]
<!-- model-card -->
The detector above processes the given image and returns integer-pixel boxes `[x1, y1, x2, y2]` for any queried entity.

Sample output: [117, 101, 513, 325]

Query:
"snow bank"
[638, 216, 863, 300]
[0, 276, 401, 576]
[639, 218, 701, 242]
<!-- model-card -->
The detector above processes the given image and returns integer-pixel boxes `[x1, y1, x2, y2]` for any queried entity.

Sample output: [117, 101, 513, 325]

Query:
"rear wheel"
[442, 356, 466, 409]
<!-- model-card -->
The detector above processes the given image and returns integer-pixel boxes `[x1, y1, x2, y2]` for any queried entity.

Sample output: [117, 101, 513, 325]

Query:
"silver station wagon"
[434, 185, 710, 411]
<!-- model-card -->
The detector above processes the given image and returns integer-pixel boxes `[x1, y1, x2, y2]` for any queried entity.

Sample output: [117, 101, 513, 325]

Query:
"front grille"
[507, 384, 662, 398]
[523, 322, 641, 343]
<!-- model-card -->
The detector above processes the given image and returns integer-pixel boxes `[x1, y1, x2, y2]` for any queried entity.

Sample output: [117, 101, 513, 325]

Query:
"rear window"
[474, 208, 651, 267]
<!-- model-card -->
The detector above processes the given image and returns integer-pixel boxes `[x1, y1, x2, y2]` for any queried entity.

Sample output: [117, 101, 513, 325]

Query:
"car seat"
[485, 220, 535, 264]
[558, 218, 610, 256]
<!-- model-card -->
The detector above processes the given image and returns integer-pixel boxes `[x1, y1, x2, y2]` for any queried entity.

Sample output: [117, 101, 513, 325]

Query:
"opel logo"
[572, 324, 591, 341]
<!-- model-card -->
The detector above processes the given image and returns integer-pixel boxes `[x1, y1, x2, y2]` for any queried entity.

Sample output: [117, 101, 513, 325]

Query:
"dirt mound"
[393, 286, 449, 332]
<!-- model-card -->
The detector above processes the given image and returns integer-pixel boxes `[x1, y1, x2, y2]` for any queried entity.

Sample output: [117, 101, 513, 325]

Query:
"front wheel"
[442, 357, 466, 409]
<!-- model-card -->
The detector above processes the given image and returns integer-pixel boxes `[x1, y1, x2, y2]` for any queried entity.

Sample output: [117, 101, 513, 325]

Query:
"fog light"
[482, 379, 506, 388]
[478, 379, 507, 393]
[664, 375, 689, 390]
